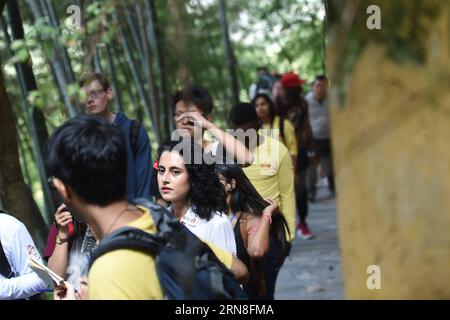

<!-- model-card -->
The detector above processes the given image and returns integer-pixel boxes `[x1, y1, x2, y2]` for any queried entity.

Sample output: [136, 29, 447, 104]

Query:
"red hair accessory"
[153, 160, 159, 170]
[281, 72, 307, 88]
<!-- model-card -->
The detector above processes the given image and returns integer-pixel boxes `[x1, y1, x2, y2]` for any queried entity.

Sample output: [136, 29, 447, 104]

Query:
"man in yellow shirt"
[45, 116, 247, 300]
[88, 207, 246, 299]
[228, 102, 296, 300]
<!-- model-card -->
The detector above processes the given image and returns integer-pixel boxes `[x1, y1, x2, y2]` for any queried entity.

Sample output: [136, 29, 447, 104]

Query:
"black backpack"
[89, 199, 247, 300]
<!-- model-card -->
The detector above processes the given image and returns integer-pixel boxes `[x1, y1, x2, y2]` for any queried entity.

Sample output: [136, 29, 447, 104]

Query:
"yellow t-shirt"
[261, 116, 298, 157]
[242, 136, 296, 242]
[88, 206, 233, 299]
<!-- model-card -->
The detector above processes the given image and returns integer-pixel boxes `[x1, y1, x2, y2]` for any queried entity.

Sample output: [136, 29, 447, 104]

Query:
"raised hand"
[54, 204, 72, 238]
[263, 198, 279, 217]
[175, 111, 213, 130]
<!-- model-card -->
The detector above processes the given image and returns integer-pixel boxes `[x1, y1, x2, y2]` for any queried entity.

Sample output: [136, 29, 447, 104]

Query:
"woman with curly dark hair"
[215, 164, 290, 299]
[156, 139, 236, 255]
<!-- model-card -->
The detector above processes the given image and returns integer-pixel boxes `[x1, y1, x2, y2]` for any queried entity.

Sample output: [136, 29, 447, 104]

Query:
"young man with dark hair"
[228, 102, 296, 300]
[43, 72, 154, 288]
[45, 116, 247, 299]
[172, 85, 253, 165]
[78, 72, 153, 201]
[249, 67, 275, 100]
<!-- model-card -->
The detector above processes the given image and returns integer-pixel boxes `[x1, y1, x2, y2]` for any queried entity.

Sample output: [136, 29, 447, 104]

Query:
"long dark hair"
[251, 93, 286, 143]
[280, 86, 311, 148]
[252, 93, 276, 126]
[215, 164, 290, 259]
[157, 139, 227, 220]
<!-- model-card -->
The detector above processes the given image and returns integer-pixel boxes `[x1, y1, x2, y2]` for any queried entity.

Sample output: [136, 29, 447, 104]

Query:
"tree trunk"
[93, 48, 103, 73]
[4, 0, 56, 222]
[113, 11, 160, 143]
[137, 2, 160, 141]
[167, 0, 191, 87]
[327, 0, 450, 299]
[40, 0, 75, 83]
[113, 44, 143, 122]
[218, 0, 239, 106]
[105, 44, 123, 112]
[25, 0, 78, 118]
[145, 0, 173, 138]
[0, 69, 48, 251]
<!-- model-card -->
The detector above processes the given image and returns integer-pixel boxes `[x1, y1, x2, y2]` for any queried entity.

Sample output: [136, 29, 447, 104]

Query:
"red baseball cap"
[281, 72, 307, 88]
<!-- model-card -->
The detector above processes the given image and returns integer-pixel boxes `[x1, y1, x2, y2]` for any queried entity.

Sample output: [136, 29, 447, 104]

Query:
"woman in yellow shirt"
[252, 93, 298, 172]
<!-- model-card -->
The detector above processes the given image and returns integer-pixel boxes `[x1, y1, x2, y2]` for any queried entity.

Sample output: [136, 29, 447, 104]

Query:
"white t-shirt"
[177, 207, 237, 256]
[0, 213, 47, 300]
[305, 91, 330, 139]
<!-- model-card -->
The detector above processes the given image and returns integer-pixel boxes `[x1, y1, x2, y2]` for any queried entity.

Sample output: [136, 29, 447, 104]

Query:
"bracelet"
[262, 212, 272, 224]
[56, 235, 69, 244]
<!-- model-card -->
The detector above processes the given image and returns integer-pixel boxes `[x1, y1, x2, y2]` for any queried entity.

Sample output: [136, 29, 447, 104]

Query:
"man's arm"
[0, 273, 47, 300]
[0, 224, 47, 300]
[207, 123, 254, 166]
[176, 111, 254, 166]
[135, 125, 153, 199]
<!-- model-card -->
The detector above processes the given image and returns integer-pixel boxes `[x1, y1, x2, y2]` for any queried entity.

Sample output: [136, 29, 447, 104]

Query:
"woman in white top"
[155, 139, 237, 256]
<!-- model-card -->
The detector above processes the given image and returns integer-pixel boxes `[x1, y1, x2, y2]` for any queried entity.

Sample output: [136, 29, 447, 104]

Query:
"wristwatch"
[56, 235, 69, 244]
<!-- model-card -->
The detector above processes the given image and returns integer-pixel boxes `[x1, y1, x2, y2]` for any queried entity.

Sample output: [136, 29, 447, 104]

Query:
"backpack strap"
[131, 198, 177, 237]
[0, 209, 14, 279]
[89, 227, 161, 270]
[129, 120, 140, 159]
[89, 199, 177, 270]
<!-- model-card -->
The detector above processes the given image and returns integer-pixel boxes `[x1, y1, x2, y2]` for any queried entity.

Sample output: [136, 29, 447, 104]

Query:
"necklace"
[104, 205, 130, 236]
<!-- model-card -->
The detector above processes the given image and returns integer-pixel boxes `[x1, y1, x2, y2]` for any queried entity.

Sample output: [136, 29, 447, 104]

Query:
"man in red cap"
[281, 71, 307, 88]
[279, 72, 315, 240]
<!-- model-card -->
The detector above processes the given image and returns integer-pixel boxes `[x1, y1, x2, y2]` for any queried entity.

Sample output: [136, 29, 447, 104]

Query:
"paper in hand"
[28, 254, 65, 289]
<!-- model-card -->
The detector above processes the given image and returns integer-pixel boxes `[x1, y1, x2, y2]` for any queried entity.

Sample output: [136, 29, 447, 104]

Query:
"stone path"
[275, 179, 345, 300]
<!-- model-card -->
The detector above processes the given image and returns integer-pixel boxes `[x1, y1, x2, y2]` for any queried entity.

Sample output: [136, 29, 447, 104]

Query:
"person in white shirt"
[155, 139, 237, 256]
[305, 75, 335, 200]
[0, 211, 47, 300]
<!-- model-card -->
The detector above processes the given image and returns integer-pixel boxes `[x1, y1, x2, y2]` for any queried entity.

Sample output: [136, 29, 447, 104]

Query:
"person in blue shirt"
[42, 72, 153, 284]
[78, 72, 153, 201]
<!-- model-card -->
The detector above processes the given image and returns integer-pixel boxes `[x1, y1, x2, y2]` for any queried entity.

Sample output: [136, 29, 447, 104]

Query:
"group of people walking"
[1, 67, 333, 300]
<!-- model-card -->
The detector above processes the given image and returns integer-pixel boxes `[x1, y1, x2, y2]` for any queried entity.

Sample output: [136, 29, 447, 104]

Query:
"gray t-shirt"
[305, 92, 330, 140]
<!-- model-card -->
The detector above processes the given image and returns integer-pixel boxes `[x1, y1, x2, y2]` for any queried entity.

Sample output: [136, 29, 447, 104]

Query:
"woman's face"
[157, 151, 190, 204]
[217, 173, 234, 209]
[254, 97, 271, 120]
[272, 81, 283, 99]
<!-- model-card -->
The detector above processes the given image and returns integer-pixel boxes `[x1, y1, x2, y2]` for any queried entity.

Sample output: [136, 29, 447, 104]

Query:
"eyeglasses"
[87, 89, 106, 99]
